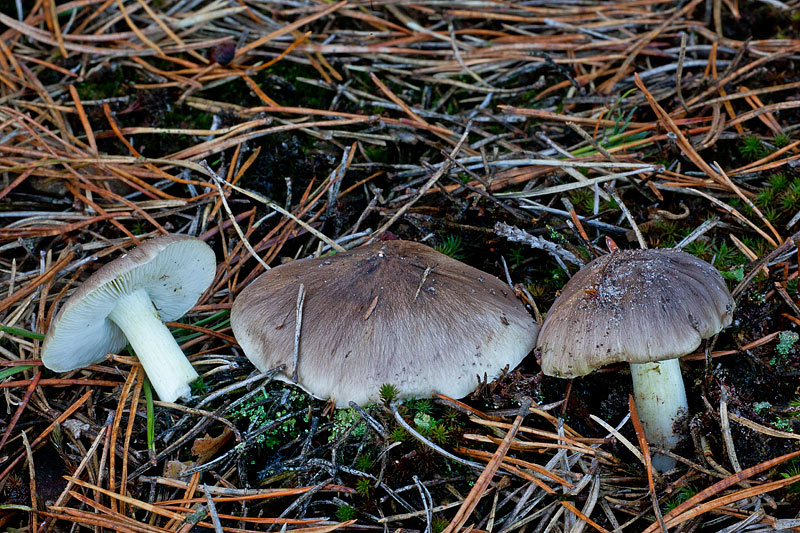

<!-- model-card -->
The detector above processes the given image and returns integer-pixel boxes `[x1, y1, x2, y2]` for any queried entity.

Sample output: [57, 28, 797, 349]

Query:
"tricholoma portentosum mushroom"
[231, 240, 539, 406]
[536, 247, 734, 471]
[41, 235, 216, 403]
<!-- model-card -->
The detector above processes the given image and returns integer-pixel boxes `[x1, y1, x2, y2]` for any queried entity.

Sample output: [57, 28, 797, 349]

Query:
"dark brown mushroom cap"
[231, 240, 539, 405]
[537, 248, 734, 378]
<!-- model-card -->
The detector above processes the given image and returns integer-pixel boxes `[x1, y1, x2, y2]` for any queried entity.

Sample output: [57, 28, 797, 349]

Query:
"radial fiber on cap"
[537, 248, 734, 378]
[231, 240, 539, 405]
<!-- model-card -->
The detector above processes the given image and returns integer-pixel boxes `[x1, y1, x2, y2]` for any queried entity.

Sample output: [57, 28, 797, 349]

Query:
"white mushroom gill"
[107, 288, 198, 402]
[629, 359, 688, 472]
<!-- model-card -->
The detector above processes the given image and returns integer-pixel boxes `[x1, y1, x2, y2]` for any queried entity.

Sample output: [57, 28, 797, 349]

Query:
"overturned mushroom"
[537, 247, 734, 471]
[231, 240, 539, 406]
[41, 235, 216, 403]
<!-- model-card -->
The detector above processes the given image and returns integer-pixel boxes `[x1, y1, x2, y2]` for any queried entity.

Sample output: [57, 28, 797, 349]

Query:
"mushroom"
[536, 247, 734, 471]
[231, 240, 539, 406]
[42, 235, 216, 403]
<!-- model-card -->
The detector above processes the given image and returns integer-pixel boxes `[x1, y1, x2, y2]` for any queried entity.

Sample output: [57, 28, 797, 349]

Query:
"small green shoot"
[770, 173, 789, 191]
[773, 133, 790, 148]
[336, 504, 356, 521]
[507, 247, 525, 267]
[711, 241, 741, 268]
[764, 207, 779, 223]
[428, 423, 450, 444]
[0, 325, 45, 340]
[780, 179, 800, 212]
[390, 427, 407, 442]
[354, 455, 373, 472]
[755, 187, 776, 207]
[0, 365, 36, 380]
[780, 459, 800, 492]
[663, 486, 698, 513]
[435, 235, 465, 259]
[739, 135, 767, 160]
[131, 220, 146, 235]
[685, 240, 711, 259]
[143, 377, 156, 453]
[380, 383, 399, 404]
[525, 283, 546, 299]
[432, 517, 450, 533]
[568, 188, 594, 213]
[190, 376, 208, 396]
[610, 88, 638, 136]
[356, 478, 371, 497]
[787, 279, 798, 296]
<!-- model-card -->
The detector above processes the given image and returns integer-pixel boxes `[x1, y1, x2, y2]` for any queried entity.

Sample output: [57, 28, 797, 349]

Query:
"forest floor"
[2, 0, 800, 531]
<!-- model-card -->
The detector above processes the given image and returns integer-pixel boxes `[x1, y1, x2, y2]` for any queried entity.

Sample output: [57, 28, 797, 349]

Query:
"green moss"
[738, 135, 768, 161]
[231, 389, 307, 449]
[379, 383, 399, 404]
[435, 235, 465, 259]
[685, 240, 711, 259]
[780, 178, 800, 212]
[787, 279, 798, 296]
[258, 60, 333, 109]
[568, 188, 594, 214]
[355, 478, 371, 496]
[755, 187, 777, 207]
[507, 246, 525, 267]
[769, 173, 789, 190]
[330, 408, 367, 441]
[354, 454, 374, 472]
[780, 459, 800, 492]
[390, 427, 407, 442]
[712, 241, 745, 268]
[363, 145, 389, 163]
[336, 504, 356, 521]
[776, 331, 799, 356]
[663, 486, 698, 513]
[773, 133, 790, 148]
[75, 68, 127, 100]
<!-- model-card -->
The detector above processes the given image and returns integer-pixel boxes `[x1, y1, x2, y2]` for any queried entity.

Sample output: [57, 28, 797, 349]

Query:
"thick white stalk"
[629, 359, 688, 472]
[108, 288, 198, 402]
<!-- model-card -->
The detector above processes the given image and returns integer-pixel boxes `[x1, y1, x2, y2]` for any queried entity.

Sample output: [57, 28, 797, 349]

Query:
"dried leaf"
[191, 428, 232, 463]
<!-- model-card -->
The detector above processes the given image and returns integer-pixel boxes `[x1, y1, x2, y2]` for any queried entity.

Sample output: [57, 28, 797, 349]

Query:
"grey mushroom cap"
[42, 235, 217, 372]
[537, 248, 734, 378]
[231, 240, 539, 406]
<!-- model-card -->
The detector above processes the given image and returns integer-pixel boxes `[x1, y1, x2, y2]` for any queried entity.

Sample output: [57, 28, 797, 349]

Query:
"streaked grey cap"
[42, 235, 216, 371]
[231, 240, 539, 405]
[537, 248, 734, 377]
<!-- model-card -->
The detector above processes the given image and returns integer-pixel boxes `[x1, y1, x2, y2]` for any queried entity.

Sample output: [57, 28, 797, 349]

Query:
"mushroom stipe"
[231, 240, 540, 406]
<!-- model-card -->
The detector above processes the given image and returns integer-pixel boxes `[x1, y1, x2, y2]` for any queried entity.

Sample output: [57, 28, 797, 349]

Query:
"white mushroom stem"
[108, 288, 198, 402]
[629, 359, 688, 472]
